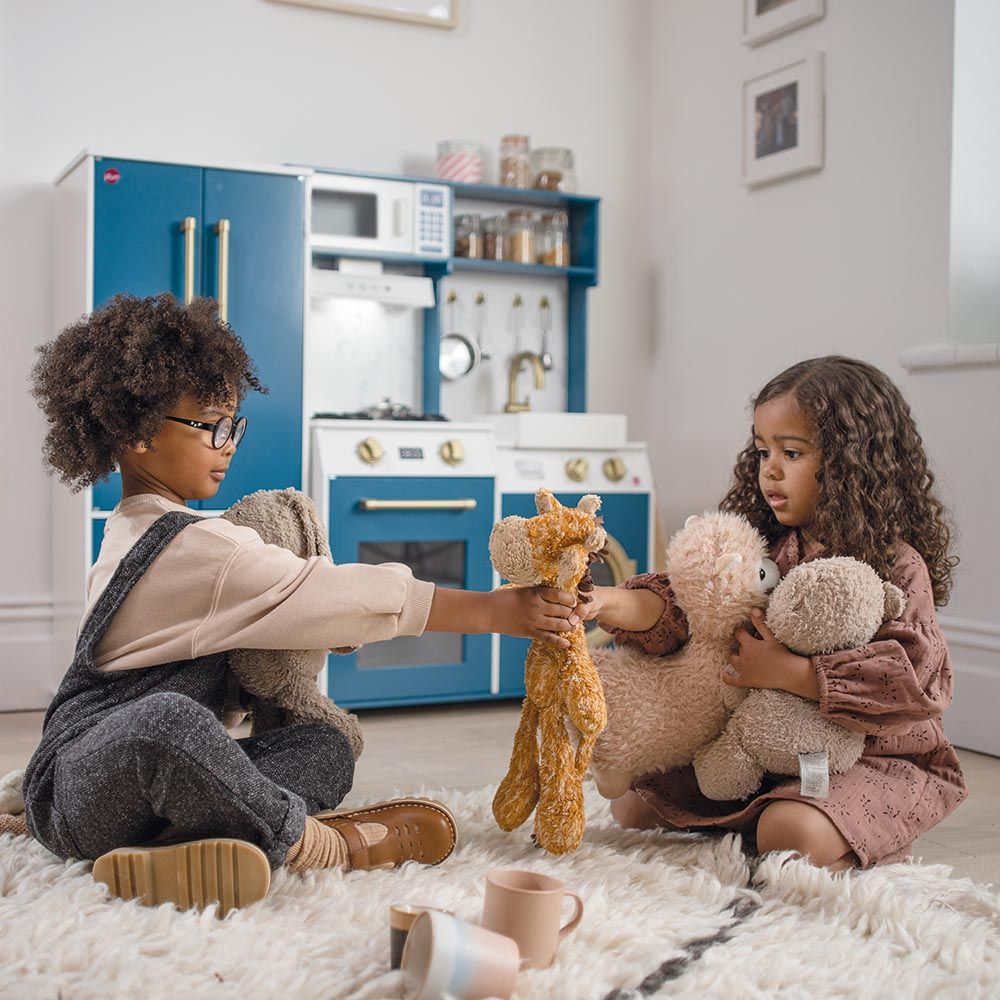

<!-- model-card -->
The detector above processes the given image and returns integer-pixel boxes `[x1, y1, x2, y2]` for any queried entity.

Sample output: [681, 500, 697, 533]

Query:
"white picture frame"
[743, 51, 824, 187]
[742, 0, 824, 47]
[268, 0, 458, 30]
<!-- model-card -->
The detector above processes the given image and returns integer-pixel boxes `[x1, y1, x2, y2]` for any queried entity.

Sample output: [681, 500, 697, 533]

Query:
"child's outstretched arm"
[426, 585, 577, 649]
[576, 574, 688, 656]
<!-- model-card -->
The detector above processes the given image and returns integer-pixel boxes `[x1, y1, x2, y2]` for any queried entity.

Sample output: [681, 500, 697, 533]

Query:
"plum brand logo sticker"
[103, 168, 121, 185]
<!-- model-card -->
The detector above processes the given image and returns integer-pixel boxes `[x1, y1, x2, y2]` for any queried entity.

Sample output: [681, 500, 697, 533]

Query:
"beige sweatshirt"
[88, 494, 436, 672]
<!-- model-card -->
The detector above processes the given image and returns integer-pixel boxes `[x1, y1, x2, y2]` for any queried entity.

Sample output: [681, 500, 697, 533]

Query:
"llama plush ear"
[684, 515, 699, 528]
[535, 488, 558, 513]
[882, 581, 906, 621]
[714, 553, 743, 577]
[577, 494, 601, 516]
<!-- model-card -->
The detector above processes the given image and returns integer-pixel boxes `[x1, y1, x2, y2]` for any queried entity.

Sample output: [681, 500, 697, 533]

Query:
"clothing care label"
[798, 751, 830, 798]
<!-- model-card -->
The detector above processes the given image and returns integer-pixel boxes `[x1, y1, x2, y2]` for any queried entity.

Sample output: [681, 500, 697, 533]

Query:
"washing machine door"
[585, 533, 637, 650]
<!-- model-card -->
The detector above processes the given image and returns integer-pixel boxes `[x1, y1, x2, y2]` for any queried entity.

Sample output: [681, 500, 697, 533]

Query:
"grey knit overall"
[23, 511, 355, 870]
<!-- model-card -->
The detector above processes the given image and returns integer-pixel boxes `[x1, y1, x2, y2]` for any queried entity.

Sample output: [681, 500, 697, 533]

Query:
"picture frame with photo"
[268, 0, 458, 30]
[743, 51, 824, 187]
[742, 0, 824, 47]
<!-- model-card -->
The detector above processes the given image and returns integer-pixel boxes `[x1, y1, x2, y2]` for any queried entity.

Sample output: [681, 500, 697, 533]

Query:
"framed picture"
[268, 0, 458, 29]
[742, 0, 824, 47]
[743, 52, 824, 187]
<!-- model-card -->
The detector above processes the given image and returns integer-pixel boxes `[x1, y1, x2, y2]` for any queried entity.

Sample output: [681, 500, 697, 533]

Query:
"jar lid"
[438, 140, 482, 155]
[455, 213, 482, 225]
[507, 209, 534, 222]
[540, 210, 569, 224]
[533, 146, 573, 160]
[500, 134, 530, 148]
[484, 215, 508, 229]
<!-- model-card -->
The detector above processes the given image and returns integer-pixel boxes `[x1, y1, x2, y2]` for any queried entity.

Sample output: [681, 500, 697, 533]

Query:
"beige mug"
[400, 909, 520, 1000]
[481, 869, 584, 969]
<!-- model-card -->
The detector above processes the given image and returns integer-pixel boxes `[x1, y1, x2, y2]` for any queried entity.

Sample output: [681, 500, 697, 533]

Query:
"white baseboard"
[0, 595, 59, 711]
[940, 615, 1000, 758]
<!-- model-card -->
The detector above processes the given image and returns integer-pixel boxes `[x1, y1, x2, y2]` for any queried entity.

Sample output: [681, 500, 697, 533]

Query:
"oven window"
[356, 541, 465, 668]
[312, 190, 377, 239]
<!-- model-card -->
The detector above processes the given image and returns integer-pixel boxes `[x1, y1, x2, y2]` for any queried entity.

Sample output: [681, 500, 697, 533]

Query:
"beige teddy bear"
[589, 512, 780, 800]
[218, 488, 364, 759]
[693, 556, 905, 801]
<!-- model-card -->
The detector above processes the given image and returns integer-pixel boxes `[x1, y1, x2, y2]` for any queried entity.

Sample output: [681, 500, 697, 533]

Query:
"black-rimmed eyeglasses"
[164, 414, 248, 450]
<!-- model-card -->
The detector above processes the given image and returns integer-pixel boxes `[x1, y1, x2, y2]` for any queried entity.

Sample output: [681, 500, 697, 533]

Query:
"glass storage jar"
[436, 140, 483, 183]
[506, 210, 536, 264]
[538, 210, 570, 267]
[498, 134, 532, 189]
[531, 147, 576, 192]
[454, 214, 483, 259]
[483, 215, 508, 261]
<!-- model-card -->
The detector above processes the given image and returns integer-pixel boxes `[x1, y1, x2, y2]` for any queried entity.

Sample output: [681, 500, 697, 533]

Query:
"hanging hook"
[538, 295, 553, 371]
[474, 290, 490, 361]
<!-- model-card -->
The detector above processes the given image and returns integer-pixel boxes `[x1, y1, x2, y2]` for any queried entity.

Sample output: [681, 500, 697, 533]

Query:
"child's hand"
[724, 608, 820, 700]
[489, 586, 579, 649]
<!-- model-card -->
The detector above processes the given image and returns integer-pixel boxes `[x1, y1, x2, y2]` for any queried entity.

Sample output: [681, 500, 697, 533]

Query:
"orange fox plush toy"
[489, 488, 608, 854]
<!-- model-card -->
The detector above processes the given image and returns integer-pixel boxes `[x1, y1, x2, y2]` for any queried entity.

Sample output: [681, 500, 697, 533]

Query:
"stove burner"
[314, 398, 447, 422]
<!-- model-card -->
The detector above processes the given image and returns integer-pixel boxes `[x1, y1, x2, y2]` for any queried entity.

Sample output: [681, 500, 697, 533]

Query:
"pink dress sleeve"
[812, 546, 954, 735]
[599, 572, 690, 657]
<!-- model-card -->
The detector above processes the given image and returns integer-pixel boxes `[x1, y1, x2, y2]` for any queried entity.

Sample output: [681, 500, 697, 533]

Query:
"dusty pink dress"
[601, 530, 968, 866]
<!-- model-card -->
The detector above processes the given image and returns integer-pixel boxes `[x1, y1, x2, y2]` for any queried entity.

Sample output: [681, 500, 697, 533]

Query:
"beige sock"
[285, 815, 387, 872]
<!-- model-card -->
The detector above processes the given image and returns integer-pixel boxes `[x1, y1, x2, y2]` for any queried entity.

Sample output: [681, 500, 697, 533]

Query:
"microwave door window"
[355, 540, 465, 669]
[312, 190, 378, 240]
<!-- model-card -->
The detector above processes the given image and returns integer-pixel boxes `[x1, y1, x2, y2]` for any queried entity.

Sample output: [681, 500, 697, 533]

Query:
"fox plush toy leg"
[560, 630, 607, 777]
[493, 696, 541, 831]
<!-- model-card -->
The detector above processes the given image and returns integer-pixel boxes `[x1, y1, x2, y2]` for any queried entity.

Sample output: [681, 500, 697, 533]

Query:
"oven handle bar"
[357, 498, 478, 512]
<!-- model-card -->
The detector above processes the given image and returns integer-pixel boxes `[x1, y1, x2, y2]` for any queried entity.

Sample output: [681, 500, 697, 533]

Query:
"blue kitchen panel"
[498, 491, 650, 698]
[201, 170, 305, 508]
[90, 515, 110, 565]
[326, 476, 494, 707]
[93, 159, 203, 305]
[92, 471, 123, 510]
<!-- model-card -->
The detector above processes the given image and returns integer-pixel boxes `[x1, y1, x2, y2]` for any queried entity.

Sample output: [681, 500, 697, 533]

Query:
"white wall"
[0, 0, 652, 704]
[646, 0, 999, 753]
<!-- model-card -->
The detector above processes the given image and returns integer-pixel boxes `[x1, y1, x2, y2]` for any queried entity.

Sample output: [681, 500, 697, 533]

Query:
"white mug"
[401, 910, 520, 1000]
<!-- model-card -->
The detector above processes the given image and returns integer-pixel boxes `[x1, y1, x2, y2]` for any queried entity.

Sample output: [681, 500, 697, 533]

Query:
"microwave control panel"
[415, 183, 451, 258]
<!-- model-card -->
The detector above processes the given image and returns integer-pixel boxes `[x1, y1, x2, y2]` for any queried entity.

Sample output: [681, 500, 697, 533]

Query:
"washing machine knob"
[439, 439, 464, 466]
[603, 456, 627, 482]
[356, 437, 385, 466]
[565, 457, 590, 483]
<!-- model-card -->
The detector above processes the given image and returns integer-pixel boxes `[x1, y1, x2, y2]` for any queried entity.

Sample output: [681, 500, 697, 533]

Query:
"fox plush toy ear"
[536, 488, 559, 514]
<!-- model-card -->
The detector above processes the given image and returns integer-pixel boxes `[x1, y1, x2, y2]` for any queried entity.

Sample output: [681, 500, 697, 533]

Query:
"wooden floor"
[1, 703, 997, 885]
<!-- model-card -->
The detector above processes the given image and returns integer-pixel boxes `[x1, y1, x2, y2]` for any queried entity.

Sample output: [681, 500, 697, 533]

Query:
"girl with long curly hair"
[579, 356, 967, 870]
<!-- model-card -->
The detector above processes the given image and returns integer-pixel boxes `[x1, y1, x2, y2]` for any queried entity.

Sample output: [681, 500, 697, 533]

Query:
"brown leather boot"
[313, 798, 457, 870]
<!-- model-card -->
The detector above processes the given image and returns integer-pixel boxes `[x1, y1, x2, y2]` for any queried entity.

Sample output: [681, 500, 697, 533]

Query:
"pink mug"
[481, 869, 584, 968]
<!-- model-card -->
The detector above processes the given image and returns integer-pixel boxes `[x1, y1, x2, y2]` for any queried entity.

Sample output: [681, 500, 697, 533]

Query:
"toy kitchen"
[50, 150, 655, 709]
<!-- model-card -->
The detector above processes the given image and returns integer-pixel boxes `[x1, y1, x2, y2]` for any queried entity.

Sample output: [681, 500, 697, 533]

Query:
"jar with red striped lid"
[436, 141, 483, 184]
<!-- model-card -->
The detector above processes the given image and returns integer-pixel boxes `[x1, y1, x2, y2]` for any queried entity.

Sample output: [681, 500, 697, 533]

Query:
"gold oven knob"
[603, 456, 627, 482]
[439, 439, 464, 466]
[565, 457, 590, 483]
[356, 437, 385, 466]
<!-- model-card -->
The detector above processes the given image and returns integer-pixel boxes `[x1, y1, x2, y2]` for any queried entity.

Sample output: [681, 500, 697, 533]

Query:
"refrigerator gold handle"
[215, 219, 231, 323]
[358, 499, 478, 512]
[180, 216, 196, 304]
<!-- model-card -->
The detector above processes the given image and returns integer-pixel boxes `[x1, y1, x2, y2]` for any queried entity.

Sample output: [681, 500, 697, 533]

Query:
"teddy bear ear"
[882, 581, 906, 621]
[535, 488, 558, 513]
[578, 494, 601, 515]
[714, 553, 743, 577]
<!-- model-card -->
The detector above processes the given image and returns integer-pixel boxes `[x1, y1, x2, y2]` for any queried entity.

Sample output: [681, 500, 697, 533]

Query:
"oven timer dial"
[603, 456, 627, 482]
[565, 457, 590, 483]
[356, 437, 385, 466]
[439, 439, 464, 466]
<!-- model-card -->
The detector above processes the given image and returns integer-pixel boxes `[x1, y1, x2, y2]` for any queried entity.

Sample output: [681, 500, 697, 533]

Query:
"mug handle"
[558, 891, 584, 940]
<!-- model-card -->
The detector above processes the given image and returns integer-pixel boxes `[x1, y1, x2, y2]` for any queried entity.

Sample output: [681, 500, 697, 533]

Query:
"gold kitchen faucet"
[505, 351, 546, 413]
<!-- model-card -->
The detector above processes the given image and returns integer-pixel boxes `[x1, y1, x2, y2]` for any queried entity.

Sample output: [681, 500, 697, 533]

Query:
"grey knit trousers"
[24, 511, 355, 870]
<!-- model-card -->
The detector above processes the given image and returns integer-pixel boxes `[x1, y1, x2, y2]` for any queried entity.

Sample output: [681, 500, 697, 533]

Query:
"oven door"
[310, 174, 414, 256]
[326, 476, 494, 708]
[498, 492, 650, 698]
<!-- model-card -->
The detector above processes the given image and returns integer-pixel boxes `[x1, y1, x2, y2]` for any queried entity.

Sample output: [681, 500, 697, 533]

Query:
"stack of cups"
[396, 869, 584, 1000]
[436, 141, 483, 184]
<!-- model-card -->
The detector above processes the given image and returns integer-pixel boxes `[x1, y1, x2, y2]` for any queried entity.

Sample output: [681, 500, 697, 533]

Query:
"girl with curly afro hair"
[578, 356, 967, 873]
[24, 293, 578, 915]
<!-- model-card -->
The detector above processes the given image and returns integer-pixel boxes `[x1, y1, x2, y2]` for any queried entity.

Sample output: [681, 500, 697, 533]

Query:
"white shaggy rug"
[2, 784, 999, 1000]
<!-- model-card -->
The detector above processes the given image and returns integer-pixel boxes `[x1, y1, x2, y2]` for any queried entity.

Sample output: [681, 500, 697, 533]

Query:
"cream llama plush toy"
[693, 556, 905, 801]
[589, 511, 780, 799]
